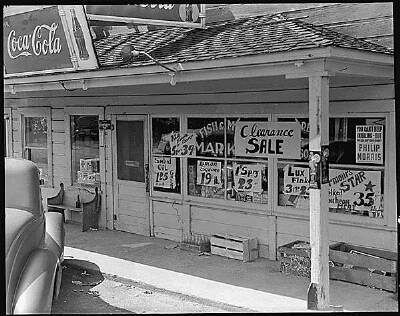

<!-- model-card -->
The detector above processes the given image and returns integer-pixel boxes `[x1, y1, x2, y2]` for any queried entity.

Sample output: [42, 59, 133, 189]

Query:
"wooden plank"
[52, 132, 65, 144]
[51, 120, 65, 132]
[329, 249, 397, 273]
[52, 155, 65, 167]
[51, 108, 65, 120]
[327, 18, 393, 39]
[153, 212, 180, 229]
[329, 266, 396, 292]
[191, 205, 268, 230]
[211, 245, 244, 261]
[259, 244, 269, 259]
[153, 200, 183, 216]
[210, 236, 244, 251]
[154, 226, 181, 240]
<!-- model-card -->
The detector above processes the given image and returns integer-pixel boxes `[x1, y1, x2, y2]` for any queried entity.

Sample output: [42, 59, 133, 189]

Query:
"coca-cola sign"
[3, 6, 73, 76]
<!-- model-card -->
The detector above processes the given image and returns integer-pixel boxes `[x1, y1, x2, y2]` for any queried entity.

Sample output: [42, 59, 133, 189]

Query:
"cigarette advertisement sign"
[233, 163, 263, 192]
[283, 165, 309, 196]
[234, 122, 301, 159]
[196, 160, 222, 187]
[356, 125, 383, 165]
[328, 169, 382, 211]
[170, 132, 197, 157]
[153, 156, 176, 189]
[4, 5, 98, 77]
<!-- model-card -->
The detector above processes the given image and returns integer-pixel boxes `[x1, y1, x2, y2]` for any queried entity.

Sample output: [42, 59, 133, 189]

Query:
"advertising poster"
[153, 156, 176, 189]
[234, 121, 301, 159]
[196, 160, 222, 187]
[356, 125, 383, 164]
[328, 169, 382, 211]
[170, 132, 197, 157]
[233, 163, 263, 192]
[283, 165, 309, 196]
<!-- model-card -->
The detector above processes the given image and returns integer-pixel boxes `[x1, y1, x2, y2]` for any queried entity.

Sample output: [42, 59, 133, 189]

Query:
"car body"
[5, 158, 65, 314]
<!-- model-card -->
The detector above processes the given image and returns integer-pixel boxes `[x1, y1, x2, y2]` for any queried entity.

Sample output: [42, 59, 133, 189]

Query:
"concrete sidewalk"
[63, 223, 398, 313]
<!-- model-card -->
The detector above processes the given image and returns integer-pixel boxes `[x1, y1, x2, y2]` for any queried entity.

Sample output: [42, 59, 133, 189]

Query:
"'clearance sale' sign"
[234, 121, 301, 159]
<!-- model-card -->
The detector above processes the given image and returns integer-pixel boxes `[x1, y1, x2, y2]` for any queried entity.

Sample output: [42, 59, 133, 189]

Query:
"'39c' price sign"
[196, 160, 222, 187]
[170, 132, 196, 156]
[233, 163, 263, 192]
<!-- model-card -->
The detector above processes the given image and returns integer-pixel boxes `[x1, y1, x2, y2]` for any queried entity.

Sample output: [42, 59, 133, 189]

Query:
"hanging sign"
[170, 132, 197, 157]
[85, 4, 205, 28]
[233, 163, 263, 192]
[283, 165, 309, 196]
[356, 125, 383, 165]
[153, 156, 176, 189]
[4, 5, 98, 77]
[328, 169, 382, 211]
[196, 160, 222, 187]
[234, 122, 301, 159]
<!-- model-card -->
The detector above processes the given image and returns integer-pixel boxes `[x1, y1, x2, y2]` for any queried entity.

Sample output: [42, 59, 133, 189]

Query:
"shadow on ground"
[52, 259, 131, 314]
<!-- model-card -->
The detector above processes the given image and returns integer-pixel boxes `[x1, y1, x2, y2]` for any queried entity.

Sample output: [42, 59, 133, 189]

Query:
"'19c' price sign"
[170, 132, 196, 156]
[196, 160, 222, 187]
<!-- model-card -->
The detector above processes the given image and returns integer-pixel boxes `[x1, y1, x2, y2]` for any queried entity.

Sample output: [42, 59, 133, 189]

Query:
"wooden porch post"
[307, 75, 330, 310]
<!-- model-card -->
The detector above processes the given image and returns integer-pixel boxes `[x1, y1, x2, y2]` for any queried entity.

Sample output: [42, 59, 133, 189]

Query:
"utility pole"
[307, 75, 330, 310]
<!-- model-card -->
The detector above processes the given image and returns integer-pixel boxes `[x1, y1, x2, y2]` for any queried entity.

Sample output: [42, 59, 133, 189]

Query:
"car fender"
[13, 248, 58, 314]
[44, 212, 65, 262]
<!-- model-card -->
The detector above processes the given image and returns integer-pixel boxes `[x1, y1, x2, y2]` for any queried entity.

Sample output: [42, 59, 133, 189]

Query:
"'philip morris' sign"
[3, 6, 73, 75]
[234, 121, 301, 159]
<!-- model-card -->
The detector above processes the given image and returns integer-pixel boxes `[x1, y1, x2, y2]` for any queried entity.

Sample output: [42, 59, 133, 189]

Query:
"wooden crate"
[278, 240, 311, 278]
[210, 234, 258, 262]
[329, 242, 397, 292]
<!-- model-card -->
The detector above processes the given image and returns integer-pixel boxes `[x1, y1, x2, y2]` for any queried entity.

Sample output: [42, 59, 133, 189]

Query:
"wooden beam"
[307, 75, 330, 310]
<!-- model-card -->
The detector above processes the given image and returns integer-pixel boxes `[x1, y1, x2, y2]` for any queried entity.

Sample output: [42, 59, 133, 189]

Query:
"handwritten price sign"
[153, 156, 176, 189]
[233, 163, 263, 192]
[283, 165, 309, 196]
[196, 160, 222, 187]
[170, 132, 196, 156]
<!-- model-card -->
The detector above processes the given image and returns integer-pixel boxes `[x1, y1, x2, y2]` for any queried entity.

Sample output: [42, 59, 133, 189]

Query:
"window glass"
[24, 117, 48, 185]
[188, 158, 225, 199]
[188, 118, 224, 157]
[152, 117, 181, 193]
[227, 160, 268, 204]
[277, 117, 385, 218]
[71, 115, 100, 186]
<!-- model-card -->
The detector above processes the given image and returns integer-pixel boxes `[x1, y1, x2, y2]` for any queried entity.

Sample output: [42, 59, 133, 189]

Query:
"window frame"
[273, 112, 390, 227]
[19, 107, 53, 187]
[183, 113, 273, 213]
[4, 108, 12, 157]
[149, 114, 183, 199]
[64, 107, 104, 189]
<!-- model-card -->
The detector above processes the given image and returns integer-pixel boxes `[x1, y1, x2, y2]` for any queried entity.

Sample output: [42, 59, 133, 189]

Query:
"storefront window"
[70, 115, 100, 186]
[277, 117, 385, 218]
[24, 116, 49, 185]
[187, 116, 269, 205]
[151, 117, 181, 193]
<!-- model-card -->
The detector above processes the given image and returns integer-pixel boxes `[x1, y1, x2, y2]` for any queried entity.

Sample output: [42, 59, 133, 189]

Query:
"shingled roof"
[95, 14, 393, 69]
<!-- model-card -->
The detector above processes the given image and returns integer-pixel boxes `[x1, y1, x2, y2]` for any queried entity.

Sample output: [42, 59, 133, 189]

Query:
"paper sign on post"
[170, 132, 197, 156]
[196, 160, 222, 187]
[153, 157, 176, 189]
[283, 165, 309, 196]
[233, 163, 263, 192]
[356, 125, 383, 164]
[234, 121, 301, 159]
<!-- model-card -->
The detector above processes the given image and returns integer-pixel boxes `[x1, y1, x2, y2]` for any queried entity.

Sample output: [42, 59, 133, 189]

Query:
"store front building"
[4, 10, 396, 260]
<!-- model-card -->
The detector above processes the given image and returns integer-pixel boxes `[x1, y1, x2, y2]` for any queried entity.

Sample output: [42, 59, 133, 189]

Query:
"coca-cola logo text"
[7, 23, 62, 59]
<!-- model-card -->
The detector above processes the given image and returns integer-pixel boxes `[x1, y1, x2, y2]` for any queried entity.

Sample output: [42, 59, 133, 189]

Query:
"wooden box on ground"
[179, 234, 211, 253]
[278, 240, 311, 278]
[210, 234, 258, 262]
[329, 242, 397, 292]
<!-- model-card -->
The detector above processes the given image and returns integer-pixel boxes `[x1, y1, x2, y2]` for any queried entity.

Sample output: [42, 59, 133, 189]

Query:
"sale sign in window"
[196, 160, 222, 187]
[233, 163, 263, 192]
[153, 156, 176, 189]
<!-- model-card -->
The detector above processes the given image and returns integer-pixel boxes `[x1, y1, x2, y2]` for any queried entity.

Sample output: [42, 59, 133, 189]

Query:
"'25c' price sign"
[196, 160, 222, 187]
[170, 132, 197, 156]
